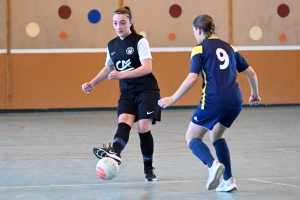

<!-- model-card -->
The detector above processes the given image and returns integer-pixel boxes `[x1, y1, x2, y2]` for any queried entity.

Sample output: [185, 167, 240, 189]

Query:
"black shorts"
[117, 91, 161, 124]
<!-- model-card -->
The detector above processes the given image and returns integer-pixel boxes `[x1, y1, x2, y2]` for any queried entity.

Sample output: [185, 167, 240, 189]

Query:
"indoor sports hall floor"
[1, 106, 299, 200]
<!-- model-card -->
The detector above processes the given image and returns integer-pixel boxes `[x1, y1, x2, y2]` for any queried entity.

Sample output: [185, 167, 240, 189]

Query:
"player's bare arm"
[242, 66, 261, 105]
[108, 58, 152, 80]
[158, 73, 198, 108]
[82, 65, 114, 93]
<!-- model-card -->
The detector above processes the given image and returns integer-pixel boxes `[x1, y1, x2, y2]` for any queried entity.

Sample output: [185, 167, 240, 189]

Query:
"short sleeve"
[105, 47, 114, 67]
[190, 46, 203, 74]
[137, 38, 152, 61]
[235, 52, 249, 72]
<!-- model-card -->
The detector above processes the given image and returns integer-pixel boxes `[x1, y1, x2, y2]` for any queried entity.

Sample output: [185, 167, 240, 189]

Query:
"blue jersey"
[190, 37, 249, 111]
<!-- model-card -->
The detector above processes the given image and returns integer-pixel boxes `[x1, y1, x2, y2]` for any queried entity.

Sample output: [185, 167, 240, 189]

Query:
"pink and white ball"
[96, 158, 119, 180]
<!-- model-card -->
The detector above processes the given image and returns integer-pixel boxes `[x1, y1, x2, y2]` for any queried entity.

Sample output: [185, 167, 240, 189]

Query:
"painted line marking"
[250, 178, 300, 188]
[0, 46, 300, 54]
[1, 177, 299, 189]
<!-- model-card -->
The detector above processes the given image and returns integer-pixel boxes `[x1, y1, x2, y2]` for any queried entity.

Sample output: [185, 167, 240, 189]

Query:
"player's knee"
[138, 119, 152, 133]
[210, 132, 223, 143]
[138, 126, 151, 133]
[186, 135, 193, 146]
[118, 114, 134, 125]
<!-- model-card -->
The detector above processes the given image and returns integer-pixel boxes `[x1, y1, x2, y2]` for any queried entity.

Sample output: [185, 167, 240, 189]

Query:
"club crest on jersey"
[126, 47, 134, 55]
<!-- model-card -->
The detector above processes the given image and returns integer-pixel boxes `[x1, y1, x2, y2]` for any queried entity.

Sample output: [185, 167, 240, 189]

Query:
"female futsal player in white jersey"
[82, 6, 161, 181]
[158, 14, 261, 191]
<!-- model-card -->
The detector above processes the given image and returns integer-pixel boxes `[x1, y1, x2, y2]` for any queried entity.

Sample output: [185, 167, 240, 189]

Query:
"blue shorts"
[191, 108, 241, 131]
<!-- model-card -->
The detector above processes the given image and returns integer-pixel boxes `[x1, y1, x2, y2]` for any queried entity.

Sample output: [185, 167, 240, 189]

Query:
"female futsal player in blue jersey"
[158, 14, 261, 191]
[82, 6, 160, 181]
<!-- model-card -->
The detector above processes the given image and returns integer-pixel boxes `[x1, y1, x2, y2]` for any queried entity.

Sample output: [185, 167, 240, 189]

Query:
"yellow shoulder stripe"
[230, 45, 238, 52]
[191, 46, 203, 59]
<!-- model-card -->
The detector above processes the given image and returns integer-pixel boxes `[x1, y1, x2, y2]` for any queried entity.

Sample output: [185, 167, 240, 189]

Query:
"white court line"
[250, 178, 300, 188]
[10, 48, 107, 54]
[0, 46, 300, 54]
[249, 176, 300, 180]
[151, 46, 300, 52]
[1, 177, 299, 189]
[236, 46, 300, 51]
[0, 180, 203, 189]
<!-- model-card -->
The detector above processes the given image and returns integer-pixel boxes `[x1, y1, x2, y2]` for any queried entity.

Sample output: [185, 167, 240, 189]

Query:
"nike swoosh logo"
[147, 111, 154, 115]
[109, 150, 117, 154]
[111, 52, 116, 55]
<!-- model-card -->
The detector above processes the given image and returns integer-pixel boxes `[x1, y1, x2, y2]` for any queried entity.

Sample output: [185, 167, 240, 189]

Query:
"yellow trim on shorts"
[201, 68, 207, 110]
[190, 46, 203, 59]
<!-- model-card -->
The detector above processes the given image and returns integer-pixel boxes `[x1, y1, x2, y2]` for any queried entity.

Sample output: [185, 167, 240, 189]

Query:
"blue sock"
[213, 138, 232, 180]
[189, 138, 215, 167]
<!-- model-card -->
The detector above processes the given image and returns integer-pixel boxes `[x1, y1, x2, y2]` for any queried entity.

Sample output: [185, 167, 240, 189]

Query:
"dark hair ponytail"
[193, 14, 215, 40]
[113, 6, 136, 33]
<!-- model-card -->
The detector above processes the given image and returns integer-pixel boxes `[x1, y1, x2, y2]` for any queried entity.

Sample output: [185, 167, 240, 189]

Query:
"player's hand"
[158, 97, 175, 109]
[108, 70, 123, 80]
[249, 94, 261, 106]
[82, 82, 93, 93]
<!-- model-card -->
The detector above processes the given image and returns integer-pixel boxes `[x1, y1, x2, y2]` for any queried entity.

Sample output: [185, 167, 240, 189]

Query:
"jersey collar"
[208, 36, 218, 39]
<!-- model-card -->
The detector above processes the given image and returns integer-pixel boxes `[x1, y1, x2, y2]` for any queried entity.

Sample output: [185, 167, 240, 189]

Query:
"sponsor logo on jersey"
[116, 59, 134, 72]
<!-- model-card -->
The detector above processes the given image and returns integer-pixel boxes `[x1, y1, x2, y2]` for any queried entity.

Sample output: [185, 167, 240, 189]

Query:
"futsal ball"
[96, 158, 119, 180]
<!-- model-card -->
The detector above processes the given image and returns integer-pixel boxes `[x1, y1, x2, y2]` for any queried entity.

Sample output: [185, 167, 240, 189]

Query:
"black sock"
[139, 131, 154, 168]
[112, 122, 131, 155]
